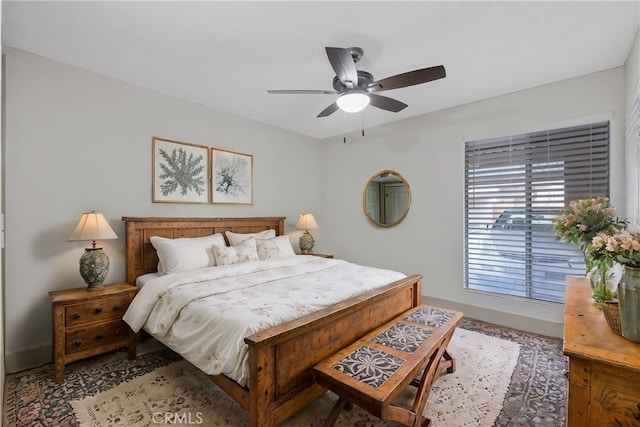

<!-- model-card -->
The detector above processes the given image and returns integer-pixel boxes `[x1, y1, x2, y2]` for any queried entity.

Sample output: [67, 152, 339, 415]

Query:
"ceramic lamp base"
[79, 247, 110, 291]
[299, 231, 315, 254]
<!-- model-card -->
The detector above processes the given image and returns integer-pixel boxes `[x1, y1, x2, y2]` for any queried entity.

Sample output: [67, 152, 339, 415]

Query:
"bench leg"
[324, 396, 349, 427]
[410, 349, 456, 389]
[410, 335, 455, 427]
[442, 349, 455, 373]
[383, 333, 456, 427]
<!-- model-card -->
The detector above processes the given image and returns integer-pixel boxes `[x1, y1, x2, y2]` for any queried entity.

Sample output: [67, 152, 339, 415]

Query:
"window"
[464, 122, 610, 303]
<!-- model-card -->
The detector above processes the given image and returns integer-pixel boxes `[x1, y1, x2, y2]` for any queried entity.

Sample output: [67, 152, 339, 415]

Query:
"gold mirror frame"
[362, 170, 411, 227]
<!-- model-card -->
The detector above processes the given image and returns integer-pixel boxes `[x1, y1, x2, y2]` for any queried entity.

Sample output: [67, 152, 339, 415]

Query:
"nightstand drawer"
[65, 320, 133, 355]
[64, 295, 130, 327]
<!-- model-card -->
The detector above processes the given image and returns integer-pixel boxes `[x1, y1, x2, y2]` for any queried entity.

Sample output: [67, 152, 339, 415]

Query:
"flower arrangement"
[586, 230, 640, 301]
[588, 230, 640, 268]
[553, 197, 627, 271]
[554, 197, 628, 301]
[553, 197, 628, 254]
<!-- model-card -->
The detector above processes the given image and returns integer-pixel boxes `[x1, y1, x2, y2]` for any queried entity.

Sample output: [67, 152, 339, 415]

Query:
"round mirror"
[362, 170, 411, 227]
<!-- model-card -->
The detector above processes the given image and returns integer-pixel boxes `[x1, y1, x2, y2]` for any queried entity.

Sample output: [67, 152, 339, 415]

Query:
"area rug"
[70, 328, 520, 426]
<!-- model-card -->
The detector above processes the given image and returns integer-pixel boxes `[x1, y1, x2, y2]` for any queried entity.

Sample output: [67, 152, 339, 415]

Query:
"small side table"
[49, 282, 138, 383]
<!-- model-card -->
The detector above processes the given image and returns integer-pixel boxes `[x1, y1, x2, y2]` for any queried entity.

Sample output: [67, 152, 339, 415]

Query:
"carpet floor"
[4, 318, 568, 426]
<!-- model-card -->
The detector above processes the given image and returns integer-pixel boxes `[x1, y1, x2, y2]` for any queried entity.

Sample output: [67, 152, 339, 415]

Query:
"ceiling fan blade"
[317, 102, 339, 118]
[370, 65, 446, 92]
[326, 47, 358, 89]
[267, 89, 337, 95]
[368, 94, 408, 112]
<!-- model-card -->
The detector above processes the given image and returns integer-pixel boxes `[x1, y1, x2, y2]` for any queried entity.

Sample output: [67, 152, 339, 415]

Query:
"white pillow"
[225, 229, 276, 246]
[213, 237, 260, 266]
[150, 233, 226, 275]
[256, 235, 296, 260]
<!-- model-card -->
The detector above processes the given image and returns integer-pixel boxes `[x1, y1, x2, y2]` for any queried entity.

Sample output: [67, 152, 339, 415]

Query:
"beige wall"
[3, 48, 323, 371]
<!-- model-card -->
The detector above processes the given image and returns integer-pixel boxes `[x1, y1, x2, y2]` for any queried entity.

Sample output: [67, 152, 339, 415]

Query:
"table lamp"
[296, 213, 319, 254]
[68, 211, 118, 291]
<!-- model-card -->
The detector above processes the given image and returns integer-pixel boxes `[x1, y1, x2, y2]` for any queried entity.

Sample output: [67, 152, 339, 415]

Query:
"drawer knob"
[75, 339, 82, 346]
[96, 333, 103, 340]
[95, 306, 103, 313]
[114, 305, 121, 311]
[73, 313, 81, 319]
[115, 330, 121, 336]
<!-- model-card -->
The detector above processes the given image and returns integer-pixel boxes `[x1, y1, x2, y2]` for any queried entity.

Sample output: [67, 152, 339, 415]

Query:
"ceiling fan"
[267, 46, 446, 118]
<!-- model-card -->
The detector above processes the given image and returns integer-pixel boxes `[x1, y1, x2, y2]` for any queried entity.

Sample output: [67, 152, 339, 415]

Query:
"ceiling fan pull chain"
[343, 110, 347, 143]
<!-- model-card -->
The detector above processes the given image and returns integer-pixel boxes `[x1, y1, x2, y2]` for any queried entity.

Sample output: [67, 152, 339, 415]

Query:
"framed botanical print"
[211, 148, 253, 205]
[152, 137, 210, 203]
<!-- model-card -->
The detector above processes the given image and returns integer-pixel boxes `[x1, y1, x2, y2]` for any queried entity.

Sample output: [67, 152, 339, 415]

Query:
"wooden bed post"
[248, 344, 277, 427]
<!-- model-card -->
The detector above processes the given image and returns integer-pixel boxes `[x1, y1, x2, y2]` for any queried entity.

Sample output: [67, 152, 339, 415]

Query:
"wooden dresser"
[563, 277, 640, 426]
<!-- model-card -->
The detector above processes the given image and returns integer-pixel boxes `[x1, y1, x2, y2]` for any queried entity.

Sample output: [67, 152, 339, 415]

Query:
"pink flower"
[591, 235, 606, 248]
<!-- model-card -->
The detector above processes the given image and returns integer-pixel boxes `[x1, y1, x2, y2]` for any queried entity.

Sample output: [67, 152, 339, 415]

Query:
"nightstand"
[311, 253, 334, 258]
[49, 282, 138, 384]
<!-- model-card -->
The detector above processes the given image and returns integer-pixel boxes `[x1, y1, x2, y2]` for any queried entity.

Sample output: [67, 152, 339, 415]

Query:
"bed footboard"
[243, 274, 422, 427]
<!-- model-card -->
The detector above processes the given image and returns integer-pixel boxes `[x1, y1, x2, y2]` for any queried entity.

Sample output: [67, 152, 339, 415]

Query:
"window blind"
[464, 121, 610, 303]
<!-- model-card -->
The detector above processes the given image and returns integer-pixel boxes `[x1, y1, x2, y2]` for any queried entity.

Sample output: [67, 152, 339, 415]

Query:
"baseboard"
[5, 336, 164, 374]
[5, 344, 51, 374]
[426, 296, 563, 338]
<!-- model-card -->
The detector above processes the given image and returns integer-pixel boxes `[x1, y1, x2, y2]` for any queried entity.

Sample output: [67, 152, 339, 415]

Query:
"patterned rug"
[4, 318, 568, 426]
[70, 329, 518, 426]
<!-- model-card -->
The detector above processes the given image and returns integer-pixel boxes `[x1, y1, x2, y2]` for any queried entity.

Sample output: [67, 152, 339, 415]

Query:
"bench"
[313, 304, 463, 427]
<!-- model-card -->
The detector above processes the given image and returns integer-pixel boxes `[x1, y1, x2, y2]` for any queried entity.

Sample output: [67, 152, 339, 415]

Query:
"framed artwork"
[152, 137, 210, 204]
[211, 148, 253, 205]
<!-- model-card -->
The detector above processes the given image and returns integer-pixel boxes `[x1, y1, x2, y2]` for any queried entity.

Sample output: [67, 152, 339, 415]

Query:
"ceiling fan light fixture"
[336, 92, 370, 113]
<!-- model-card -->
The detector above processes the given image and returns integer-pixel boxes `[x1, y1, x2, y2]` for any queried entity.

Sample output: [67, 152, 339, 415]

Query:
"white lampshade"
[68, 211, 118, 246]
[336, 92, 370, 113]
[296, 213, 319, 231]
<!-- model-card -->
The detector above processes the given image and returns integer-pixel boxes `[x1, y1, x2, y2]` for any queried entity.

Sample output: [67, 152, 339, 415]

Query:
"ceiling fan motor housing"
[332, 70, 374, 92]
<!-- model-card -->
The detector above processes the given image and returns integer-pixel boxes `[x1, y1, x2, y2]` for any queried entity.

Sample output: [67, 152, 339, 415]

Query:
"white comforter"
[123, 255, 406, 386]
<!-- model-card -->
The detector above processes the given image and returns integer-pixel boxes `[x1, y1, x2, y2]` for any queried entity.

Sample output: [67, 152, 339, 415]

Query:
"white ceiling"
[3, 1, 639, 140]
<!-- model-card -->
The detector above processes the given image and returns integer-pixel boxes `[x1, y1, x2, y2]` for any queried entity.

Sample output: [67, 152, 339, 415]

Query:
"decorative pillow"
[256, 235, 296, 260]
[225, 229, 276, 247]
[213, 237, 260, 266]
[150, 233, 226, 275]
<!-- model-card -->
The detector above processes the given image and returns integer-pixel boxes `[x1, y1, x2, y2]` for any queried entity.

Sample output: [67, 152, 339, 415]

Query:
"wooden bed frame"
[122, 216, 422, 426]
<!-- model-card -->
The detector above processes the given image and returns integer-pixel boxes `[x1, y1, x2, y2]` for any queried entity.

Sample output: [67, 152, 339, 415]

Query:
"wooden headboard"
[122, 216, 286, 285]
